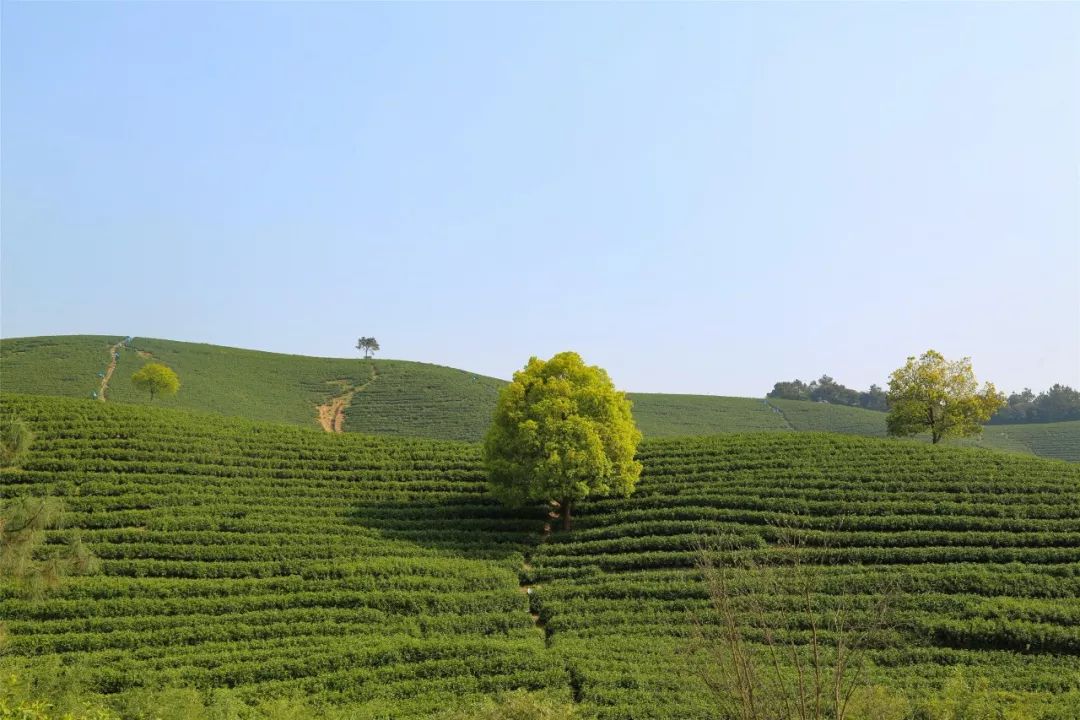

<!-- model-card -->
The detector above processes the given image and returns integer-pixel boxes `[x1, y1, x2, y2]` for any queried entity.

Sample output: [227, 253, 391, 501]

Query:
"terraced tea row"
[0, 395, 560, 717]
[3, 396, 1079, 718]
[529, 434, 1080, 719]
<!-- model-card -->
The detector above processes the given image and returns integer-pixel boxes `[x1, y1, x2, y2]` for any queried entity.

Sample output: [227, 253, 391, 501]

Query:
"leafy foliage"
[768, 376, 888, 411]
[990, 384, 1080, 425]
[887, 351, 1005, 444]
[484, 352, 642, 529]
[0, 414, 33, 468]
[130, 362, 180, 401]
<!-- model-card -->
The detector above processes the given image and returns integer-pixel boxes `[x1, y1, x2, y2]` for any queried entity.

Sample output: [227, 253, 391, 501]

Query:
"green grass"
[2, 395, 1079, 718]
[1, 335, 1076, 462]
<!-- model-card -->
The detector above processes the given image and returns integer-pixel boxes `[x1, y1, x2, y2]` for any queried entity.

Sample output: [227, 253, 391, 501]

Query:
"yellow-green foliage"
[0, 670, 119, 720]
[130, 363, 180, 402]
[918, 672, 1080, 720]
[887, 350, 1005, 444]
[484, 352, 642, 526]
[0, 415, 33, 468]
[441, 690, 580, 720]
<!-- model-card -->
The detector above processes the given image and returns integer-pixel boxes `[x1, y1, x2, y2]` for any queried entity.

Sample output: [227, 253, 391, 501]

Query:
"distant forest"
[767, 376, 1080, 424]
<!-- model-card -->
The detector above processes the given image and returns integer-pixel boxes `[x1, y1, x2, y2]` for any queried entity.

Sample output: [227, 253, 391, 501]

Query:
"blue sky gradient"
[2, 3, 1077, 395]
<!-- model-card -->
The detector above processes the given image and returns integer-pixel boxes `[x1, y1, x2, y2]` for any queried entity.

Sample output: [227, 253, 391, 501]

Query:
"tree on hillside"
[769, 377, 889, 411]
[484, 351, 642, 531]
[809, 375, 861, 406]
[356, 337, 380, 359]
[1, 414, 34, 468]
[131, 363, 180, 401]
[1033, 384, 1080, 422]
[768, 380, 812, 401]
[886, 350, 1005, 444]
[988, 384, 1080, 424]
[859, 384, 888, 411]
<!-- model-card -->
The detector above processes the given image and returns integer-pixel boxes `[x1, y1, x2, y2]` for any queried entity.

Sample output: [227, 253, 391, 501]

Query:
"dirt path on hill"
[519, 503, 560, 639]
[98, 341, 124, 402]
[316, 364, 377, 433]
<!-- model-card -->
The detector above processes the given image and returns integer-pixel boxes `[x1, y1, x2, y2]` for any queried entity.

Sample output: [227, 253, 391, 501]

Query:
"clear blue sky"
[3, 2, 1077, 396]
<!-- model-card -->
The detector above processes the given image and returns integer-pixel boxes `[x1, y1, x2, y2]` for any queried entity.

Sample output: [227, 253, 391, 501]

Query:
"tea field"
[3, 395, 1080, 718]
[3, 336, 1076, 461]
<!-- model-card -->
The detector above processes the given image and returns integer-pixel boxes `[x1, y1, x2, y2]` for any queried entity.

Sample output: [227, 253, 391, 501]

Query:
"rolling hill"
[2, 335, 1077, 461]
[2, 395, 1079, 718]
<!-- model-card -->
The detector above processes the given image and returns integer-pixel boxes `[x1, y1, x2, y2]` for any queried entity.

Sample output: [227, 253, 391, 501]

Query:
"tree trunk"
[561, 500, 572, 532]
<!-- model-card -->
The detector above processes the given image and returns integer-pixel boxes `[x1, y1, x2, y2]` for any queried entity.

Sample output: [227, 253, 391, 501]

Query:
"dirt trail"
[519, 503, 560, 635]
[316, 364, 377, 433]
[98, 341, 124, 402]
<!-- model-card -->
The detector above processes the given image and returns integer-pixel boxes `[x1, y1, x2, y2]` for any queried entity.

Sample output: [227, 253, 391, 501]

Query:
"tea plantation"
[3, 395, 1080, 718]
[2, 335, 1076, 461]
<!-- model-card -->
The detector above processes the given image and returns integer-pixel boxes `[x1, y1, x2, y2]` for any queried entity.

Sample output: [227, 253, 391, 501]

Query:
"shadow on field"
[344, 491, 549, 563]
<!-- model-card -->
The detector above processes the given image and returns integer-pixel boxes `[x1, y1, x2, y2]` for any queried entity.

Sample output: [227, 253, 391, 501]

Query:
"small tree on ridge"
[356, 337, 380, 359]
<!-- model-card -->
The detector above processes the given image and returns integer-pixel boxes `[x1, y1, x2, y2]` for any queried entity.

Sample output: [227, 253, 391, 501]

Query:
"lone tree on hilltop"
[131, 363, 180, 402]
[886, 350, 1005, 444]
[484, 351, 642, 531]
[356, 337, 380, 359]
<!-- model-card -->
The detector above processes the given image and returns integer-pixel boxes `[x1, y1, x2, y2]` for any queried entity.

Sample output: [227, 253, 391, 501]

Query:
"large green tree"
[484, 351, 642, 530]
[886, 350, 1005, 444]
[131, 363, 180, 401]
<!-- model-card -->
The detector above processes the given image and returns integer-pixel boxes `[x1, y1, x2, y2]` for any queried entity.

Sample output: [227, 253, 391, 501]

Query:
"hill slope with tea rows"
[2, 395, 1079, 718]
[2, 335, 1077, 460]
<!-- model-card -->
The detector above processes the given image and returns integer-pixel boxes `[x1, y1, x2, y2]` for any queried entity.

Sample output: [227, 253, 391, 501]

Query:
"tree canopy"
[131, 363, 180, 401]
[886, 350, 1005, 444]
[356, 337, 380, 359]
[768, 376, 888, 411]
[990, 384, 1080, 424]
[484, 351, 642, 530]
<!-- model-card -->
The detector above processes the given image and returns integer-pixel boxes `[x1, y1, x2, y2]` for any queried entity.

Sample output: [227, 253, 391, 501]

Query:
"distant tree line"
[767, 375, 888, 411]
[987, 384, 1080, 424]
[768, 375, 1080, 425]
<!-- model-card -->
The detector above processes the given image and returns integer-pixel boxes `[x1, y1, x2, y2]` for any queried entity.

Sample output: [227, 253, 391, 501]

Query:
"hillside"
[3, 395, 1080, 717]
[2, 335, 1077, 461]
